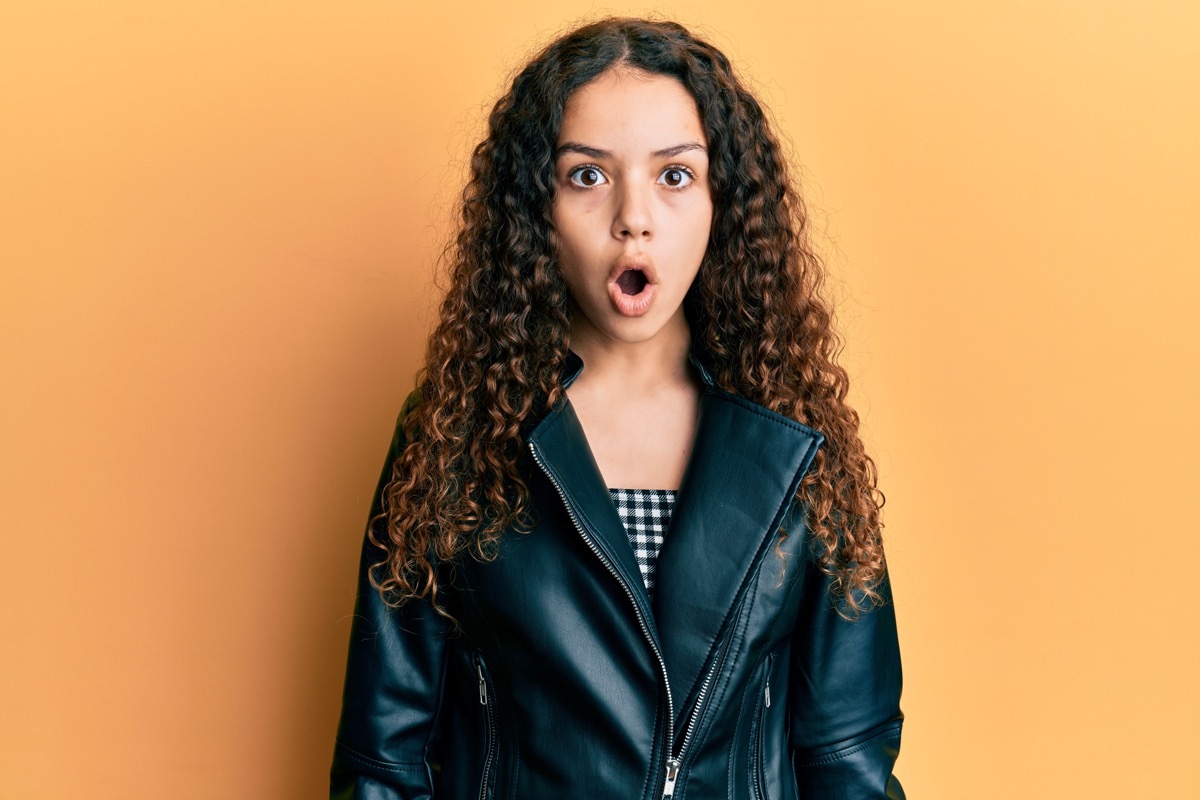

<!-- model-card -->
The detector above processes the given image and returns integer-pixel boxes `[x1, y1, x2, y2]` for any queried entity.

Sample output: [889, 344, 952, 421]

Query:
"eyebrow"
[555, 141, 707, 159]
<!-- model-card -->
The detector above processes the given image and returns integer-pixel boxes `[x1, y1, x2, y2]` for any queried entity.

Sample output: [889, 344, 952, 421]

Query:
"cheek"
[550, 204, 574, 272]
[551, 200, 588, 257]
[693, 209, 713, 242]
[681, 207, 714, 288]
[549, 218, 585, 296]
[684, 201, 714, 258]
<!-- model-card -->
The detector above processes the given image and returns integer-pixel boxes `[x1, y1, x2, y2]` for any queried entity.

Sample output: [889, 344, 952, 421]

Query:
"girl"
[332, 17, 904, 800]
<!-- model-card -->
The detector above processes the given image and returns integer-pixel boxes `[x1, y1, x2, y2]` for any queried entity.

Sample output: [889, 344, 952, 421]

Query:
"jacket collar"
[528, 349, 824, 729]
[559, 347, 716, 392]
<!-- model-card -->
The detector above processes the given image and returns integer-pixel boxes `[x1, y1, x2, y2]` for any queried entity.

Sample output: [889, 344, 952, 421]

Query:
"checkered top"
[609, 488, 677, 600]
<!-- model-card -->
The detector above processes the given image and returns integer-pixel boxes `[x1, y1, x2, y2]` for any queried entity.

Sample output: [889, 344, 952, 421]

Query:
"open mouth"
[615, 269, 649, 296]
[607, 259, 657, 317]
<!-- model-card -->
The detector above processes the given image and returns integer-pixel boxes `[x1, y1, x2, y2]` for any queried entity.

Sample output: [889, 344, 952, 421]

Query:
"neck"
[567, 311, 694, 393]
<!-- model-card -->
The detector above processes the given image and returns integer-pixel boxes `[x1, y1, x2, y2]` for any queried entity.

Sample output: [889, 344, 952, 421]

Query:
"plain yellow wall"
[3, 1, 1198, 798]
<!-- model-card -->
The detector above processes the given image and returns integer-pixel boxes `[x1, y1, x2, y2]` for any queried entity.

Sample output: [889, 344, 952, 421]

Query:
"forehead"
[556, 68, 707, 149]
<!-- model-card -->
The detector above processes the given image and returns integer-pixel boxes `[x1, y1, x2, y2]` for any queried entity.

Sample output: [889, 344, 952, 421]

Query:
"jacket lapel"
[526, 398, 655, 627]
[653, 388, 823, 729]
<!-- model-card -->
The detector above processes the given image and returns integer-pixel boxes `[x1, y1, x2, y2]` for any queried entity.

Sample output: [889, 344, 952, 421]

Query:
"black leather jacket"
[331, 354, 905, 799]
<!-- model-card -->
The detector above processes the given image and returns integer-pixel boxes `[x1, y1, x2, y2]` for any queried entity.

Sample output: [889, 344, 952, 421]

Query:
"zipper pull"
[476, 659, 488, 705]
[764, 653, 774, 708]
[662, 758, 681, 798]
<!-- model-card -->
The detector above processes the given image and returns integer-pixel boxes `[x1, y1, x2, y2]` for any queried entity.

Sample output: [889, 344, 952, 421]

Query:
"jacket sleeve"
[331, 395, 452, 800]
[787, 555, 905, 800]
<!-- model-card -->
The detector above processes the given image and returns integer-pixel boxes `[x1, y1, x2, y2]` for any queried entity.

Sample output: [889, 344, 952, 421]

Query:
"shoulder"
[400, 388, 423, 419]
[382, 388, 425, 458]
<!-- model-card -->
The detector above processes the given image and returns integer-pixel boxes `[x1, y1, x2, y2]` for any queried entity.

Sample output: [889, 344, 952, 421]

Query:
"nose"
[611, 179, 653, 241]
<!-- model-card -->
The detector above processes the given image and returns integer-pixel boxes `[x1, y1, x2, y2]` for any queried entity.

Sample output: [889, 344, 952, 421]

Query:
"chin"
[601, 317, 674, 345]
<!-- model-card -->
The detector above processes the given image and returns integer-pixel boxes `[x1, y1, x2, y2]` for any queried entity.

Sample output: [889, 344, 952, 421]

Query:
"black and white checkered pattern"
[609, 488, 677, 599]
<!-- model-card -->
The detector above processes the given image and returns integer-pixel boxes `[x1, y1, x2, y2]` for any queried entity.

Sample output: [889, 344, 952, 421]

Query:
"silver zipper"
[752, 654, 774, 800]
[475, 653, 496, 800]
[667, 603, 745, 797]
[530, 442, 689, 799]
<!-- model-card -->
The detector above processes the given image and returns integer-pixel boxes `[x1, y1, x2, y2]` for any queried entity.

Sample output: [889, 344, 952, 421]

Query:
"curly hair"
[370, 16, 887, 617]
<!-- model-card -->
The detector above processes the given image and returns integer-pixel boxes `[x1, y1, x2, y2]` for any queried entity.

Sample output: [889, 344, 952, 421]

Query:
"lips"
[607, 257, 658, 317]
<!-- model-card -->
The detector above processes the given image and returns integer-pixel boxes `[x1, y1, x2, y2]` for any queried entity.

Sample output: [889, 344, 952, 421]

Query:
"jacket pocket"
[473, 652, 497, 800]
[750, 653, 775, 800]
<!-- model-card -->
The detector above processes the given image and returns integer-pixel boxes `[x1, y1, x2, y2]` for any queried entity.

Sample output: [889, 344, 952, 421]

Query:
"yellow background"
[3, 1, 1197, 798]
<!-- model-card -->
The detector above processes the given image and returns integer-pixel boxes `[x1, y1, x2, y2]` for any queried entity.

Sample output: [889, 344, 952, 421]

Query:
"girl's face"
[552, 67, 713, 350]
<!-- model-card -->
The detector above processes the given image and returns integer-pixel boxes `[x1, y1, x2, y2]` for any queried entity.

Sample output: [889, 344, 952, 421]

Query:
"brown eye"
[568, 166, 607, 188]
[658, 167, 693, 188]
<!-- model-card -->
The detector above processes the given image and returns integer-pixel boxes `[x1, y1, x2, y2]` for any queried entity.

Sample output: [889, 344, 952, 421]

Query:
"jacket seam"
[792, 723, 902, 768]
[707, 390, 821, 438]
[334, 739, 427, 773]
[726, 650, 762, 798]
[715, 581, 759, 797]
[512, 744, 520, 800]
[679, 584, 756, 800]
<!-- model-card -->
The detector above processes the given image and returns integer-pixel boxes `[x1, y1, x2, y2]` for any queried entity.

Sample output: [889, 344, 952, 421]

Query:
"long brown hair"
[371, 17, 887, 616]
